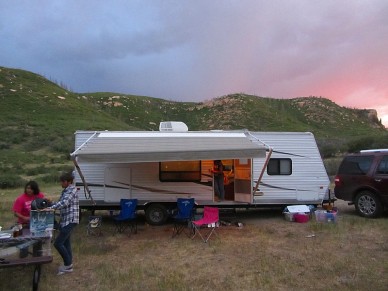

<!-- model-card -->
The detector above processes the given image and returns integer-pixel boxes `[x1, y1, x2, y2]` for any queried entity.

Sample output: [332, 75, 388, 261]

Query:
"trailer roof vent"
[159, 121, 189, 132]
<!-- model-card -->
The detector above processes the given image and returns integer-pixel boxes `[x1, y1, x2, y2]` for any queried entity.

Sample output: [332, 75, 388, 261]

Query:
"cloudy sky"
[1, 0, 388, 126]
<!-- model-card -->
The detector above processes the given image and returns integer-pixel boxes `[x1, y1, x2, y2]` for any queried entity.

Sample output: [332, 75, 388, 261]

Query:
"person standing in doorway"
[46, 172, 79, 275]
[211, 160, 225, 201]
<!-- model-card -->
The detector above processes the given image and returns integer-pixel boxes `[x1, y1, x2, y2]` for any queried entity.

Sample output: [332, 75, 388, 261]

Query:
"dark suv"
[334, 149, 388, 218]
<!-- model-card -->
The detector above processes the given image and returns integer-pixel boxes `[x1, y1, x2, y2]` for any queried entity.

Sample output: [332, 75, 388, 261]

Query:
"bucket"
[294, 213, 309, 223]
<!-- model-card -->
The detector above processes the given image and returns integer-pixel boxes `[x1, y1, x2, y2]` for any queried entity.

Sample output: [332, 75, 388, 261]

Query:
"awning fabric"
[71, 131, 267, 163]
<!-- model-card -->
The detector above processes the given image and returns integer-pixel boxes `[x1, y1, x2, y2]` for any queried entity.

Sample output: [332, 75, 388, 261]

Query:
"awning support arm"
[253, 148, 273, 194]
[72, 157, 95, 205]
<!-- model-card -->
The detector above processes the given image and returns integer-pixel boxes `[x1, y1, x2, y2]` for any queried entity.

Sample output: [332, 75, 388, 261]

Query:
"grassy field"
[1, 185, 387, 291]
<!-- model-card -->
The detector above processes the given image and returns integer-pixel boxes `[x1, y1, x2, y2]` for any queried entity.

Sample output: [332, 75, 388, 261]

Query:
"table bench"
[0, 256, 53, 291]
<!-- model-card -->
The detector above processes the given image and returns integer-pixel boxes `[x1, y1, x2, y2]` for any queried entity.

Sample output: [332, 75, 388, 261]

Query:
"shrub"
[0, 174, 26, 189]
[0, 143, 10, 150]
[323, 157, 344, 177]
[38, 166, 74, 184]
[24, 165, 48, 176]
[319, 145, 336, 158]
[49, 138, 72, 154]
[346, 135, 388, 153]
[23, 138, 48, 151]
[9, 132, 29, 144]
[60, 165, 74, 174]
[38, 172, 61, 184]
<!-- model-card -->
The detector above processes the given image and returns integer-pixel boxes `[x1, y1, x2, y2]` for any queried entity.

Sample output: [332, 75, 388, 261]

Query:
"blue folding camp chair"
[172, 198, 195, 238]
[114, 199, 138, 235]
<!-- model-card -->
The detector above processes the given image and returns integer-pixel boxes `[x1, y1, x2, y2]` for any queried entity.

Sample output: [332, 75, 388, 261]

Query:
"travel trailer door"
[234, 159, 252, 203]
[104, 166, 131, 202]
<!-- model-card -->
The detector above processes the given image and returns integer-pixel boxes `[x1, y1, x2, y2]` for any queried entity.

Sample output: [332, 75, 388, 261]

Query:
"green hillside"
[84, 92, 387, 155]
[84, 92, 386, 136]
[0, 66, 387, 187]
[0, 67, 133, 187]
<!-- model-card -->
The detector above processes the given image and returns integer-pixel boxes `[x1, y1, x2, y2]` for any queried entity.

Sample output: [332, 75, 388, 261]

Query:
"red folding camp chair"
[191, 206, 219, 243]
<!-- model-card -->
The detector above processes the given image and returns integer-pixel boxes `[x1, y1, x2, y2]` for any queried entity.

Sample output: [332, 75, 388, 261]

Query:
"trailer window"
[267, 158, 292, 175]
[159, 161, 201, 182]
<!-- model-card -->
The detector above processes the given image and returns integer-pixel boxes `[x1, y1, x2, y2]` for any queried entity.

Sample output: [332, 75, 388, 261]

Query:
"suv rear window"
[338, 155, 374, 175]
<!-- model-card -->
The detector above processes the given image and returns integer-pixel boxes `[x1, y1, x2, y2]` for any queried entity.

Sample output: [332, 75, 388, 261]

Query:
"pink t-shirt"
[12, 192, 45, 224]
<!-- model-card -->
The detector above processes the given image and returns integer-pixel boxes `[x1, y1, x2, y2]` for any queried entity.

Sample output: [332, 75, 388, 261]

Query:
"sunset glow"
[0, 1, 387, 127]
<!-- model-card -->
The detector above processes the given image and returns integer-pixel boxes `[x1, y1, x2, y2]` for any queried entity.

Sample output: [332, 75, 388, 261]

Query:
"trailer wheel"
[145, 204, 168, 225]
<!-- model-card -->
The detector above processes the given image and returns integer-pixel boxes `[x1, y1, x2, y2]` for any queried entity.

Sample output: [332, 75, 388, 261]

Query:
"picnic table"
[0, 229, 53, 291]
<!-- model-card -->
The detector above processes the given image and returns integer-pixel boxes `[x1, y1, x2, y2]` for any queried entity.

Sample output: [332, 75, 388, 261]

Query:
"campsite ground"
[1, 186, 387, 291]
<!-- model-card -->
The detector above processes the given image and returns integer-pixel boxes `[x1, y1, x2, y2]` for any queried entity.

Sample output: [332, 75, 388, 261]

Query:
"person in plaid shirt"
[48, 172, 79, 275]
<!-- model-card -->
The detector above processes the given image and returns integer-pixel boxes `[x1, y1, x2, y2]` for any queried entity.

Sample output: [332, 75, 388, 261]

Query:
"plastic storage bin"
[294, 213, 309, 223]
[315, 210, 337, 223]
[284, 212, 295, 222]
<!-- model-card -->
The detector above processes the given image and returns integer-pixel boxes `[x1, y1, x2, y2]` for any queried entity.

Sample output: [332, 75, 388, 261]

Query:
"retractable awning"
[71, 131, 267, 163]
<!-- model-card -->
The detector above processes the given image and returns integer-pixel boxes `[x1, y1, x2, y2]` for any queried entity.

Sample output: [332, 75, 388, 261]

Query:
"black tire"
[33, 265, 41, 291]
[145, 204, 168, 225]
[355, 191, 383, 218]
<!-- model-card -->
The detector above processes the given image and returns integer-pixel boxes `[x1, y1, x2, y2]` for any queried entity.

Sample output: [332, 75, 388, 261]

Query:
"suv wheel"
[355, 191, 383, 218]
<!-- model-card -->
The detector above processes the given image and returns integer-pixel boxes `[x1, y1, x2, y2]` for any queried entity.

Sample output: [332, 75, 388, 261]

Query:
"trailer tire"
[145, 204, 168, 225]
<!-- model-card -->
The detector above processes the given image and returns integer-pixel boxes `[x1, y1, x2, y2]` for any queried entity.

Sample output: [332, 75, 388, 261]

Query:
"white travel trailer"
[71, 124, 329, 225]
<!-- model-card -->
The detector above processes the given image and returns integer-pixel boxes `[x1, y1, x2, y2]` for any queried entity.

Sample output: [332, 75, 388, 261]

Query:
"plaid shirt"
[51, 184, 79, 227]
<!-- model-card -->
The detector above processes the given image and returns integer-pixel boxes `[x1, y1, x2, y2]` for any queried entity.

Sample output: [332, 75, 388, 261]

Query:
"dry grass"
[1, 186, 388, 291]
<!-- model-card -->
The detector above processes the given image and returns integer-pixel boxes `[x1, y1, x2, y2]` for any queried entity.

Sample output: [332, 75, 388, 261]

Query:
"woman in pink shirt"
[12, 181, 45, 225]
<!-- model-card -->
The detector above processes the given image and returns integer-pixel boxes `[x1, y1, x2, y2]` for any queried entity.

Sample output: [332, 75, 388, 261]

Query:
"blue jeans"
[214, 177, 225, 200]
[54, 223, 77, 266]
